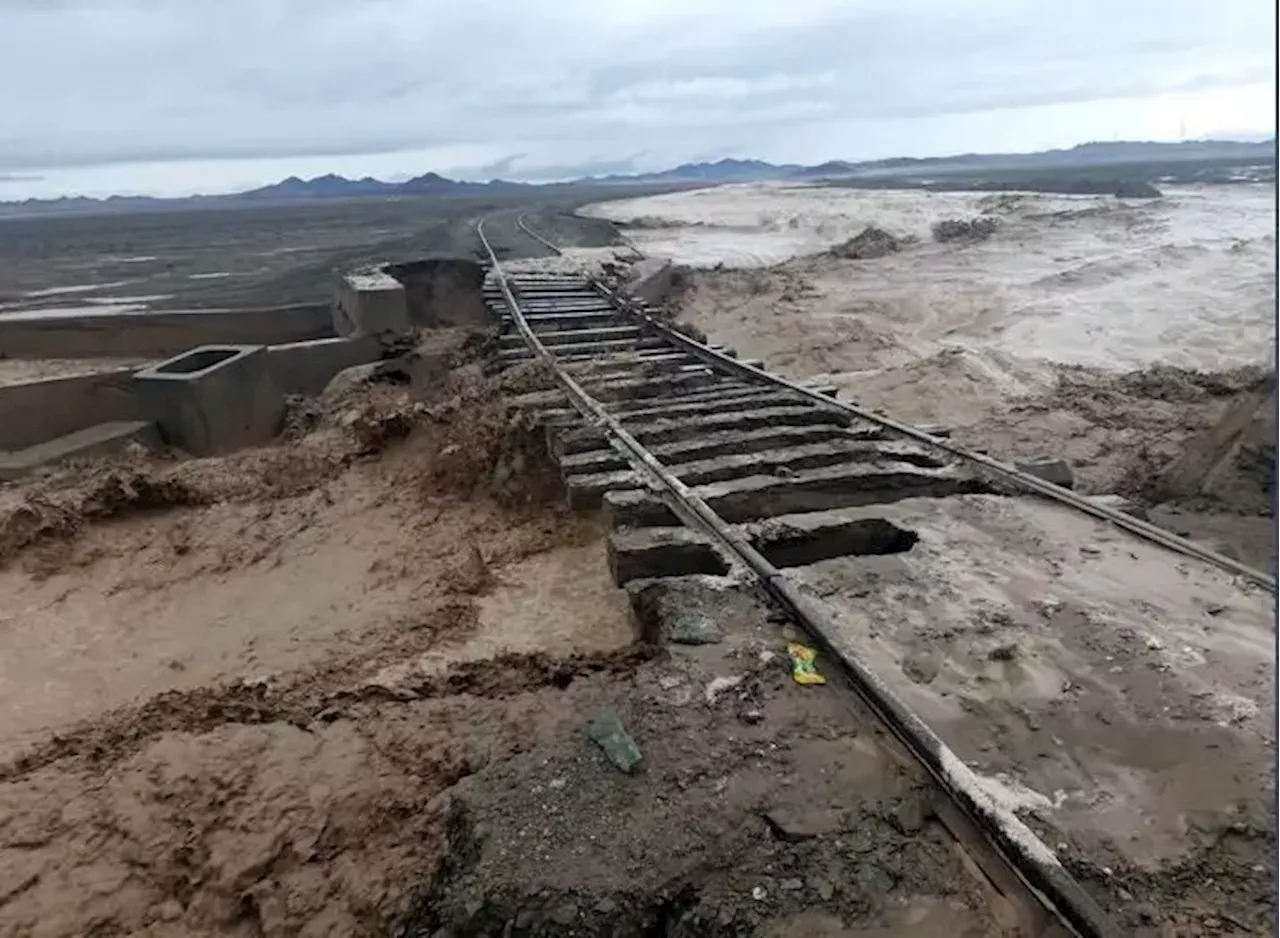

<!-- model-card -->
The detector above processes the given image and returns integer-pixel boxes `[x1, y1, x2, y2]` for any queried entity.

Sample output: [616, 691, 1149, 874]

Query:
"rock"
[887, 795, 929, 835]
[741, 709, 764, 725]
[1037, 597, 1064, 618]
[1088, 494, 1150, 521]
[550, 904, 578, 926]
[588, 710, 643, 774]
[830, 226, 902, 260]
[764, 806, 846, 841]
[810, 877, 835, 901]
[988, 643, 1019, 662]
[931, 216, 1000, 243]
[669, 612, 723, 645]
[594, 898, 617, 915]
[155, 899, 183, 922]
[452, 544, 491, 594]
[323, 362, 385, 400]
[781, 878, 803, 891]
[751, 886, 768, 902]
[1114, 179, 1162, 199]
[852, 864, 897, 895]
[901, 653, 939, 685]
[1015, 457, 1075, 490]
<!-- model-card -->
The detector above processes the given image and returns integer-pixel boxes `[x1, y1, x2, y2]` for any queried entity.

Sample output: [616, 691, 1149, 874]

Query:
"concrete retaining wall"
[0, 304, 334, 360]
[0, 335, 382, 453]
[0, 368, 142, 451]
[267, 336, 384, 395]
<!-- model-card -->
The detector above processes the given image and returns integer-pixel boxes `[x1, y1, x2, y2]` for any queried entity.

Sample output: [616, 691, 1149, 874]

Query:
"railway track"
[474, 213, 1273, 938]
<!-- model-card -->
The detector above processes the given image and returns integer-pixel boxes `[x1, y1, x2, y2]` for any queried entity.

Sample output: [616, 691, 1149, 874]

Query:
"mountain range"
[2, 138, 1273, 218]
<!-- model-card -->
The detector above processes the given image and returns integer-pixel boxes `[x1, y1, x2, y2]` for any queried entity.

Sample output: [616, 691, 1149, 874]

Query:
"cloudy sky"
[0, 0, 1274, 198]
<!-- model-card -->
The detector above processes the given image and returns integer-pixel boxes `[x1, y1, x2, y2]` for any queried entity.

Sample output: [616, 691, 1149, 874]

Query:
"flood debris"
[588, 709, 644, 773]
[1016, 456, 1076, 490]
[931, 216, 1000, 242]
[704, 674, 743, 704]
[786, 642, 827, 685]
[886, 794, 932, 835]
[988, 642, 1019, 661]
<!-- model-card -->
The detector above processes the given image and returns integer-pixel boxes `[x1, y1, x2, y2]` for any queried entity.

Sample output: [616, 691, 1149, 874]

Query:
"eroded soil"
[0, 332, 1014, 938]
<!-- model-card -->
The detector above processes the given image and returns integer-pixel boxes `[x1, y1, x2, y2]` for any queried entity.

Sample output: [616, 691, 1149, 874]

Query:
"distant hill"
[1, 138, 1272, 218]
[239, 173, 398, 200]
[0, 172, 539, 218]
[808, 138, 1278, 179]
[585, 158, 803, 186]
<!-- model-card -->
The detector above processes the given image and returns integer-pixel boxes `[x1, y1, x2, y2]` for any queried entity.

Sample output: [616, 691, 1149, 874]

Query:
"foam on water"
[583, 183, 1277, 373]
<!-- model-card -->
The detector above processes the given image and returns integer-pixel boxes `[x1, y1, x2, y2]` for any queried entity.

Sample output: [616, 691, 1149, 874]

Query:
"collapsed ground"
[0, 333, 1015, 938]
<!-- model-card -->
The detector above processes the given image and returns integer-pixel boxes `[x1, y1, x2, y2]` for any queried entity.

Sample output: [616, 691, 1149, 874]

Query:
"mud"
[783, 494, 1276, 936]
[0, 329, 608, 936]
[0, 538, 1010, 938]
[0, 318, 1019, 938]
[398, 582, 1007, 938]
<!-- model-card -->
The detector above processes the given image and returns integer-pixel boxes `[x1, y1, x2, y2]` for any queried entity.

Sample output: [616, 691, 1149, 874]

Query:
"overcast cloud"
[0, 0, 1274, 197]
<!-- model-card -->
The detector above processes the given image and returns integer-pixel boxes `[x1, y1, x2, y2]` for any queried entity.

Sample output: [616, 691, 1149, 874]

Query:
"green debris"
[787, 642, 827, 686]
[588, 709, 643, 773]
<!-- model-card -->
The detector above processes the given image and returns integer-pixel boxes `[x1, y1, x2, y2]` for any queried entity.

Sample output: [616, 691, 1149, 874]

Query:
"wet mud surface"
[0, 333, 1015, 938]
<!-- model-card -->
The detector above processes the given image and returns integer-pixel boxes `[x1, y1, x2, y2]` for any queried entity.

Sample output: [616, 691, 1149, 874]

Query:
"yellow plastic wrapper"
[786, 641, 827, 685]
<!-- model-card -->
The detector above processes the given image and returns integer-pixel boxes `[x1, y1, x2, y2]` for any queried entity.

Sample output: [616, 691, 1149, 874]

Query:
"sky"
[0, 0, 1275, 199]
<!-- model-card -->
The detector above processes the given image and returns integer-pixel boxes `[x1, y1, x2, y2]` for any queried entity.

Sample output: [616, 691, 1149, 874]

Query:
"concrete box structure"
[266, 336, 384, 396]
[0, 368, 142, 451]
[332, 270, 411, 338]
[133, 345, 286, 456]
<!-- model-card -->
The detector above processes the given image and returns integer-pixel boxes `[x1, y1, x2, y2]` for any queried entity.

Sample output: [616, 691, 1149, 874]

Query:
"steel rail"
[477, 213, 1120, 938]
[514, 207, 1273, 594]
[596, 282, 1276, 594]
[517, 210, 646, 260]
[515, 213, 564, 255]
